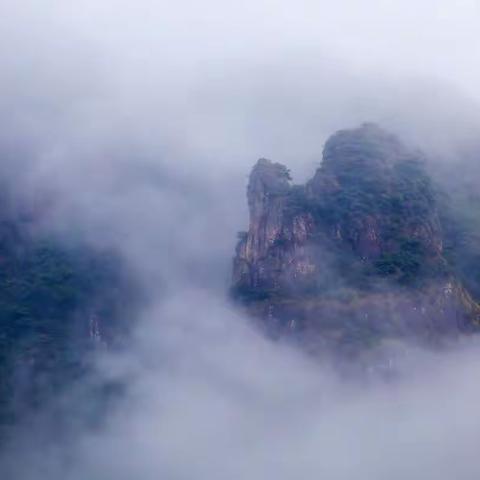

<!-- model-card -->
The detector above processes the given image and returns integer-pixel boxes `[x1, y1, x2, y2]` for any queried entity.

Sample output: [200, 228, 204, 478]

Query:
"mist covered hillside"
[233, 124, 480, 356]
[0, 187, 136, 430]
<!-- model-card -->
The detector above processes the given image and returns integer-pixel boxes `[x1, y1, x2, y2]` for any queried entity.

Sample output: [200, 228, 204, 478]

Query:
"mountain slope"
[0, 190, 136, 429]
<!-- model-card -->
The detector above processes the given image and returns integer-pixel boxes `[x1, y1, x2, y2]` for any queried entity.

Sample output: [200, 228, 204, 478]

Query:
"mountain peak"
[233, 125, 480, 352]
[249, 158, 291, 189]
[321, 123, 411, 175]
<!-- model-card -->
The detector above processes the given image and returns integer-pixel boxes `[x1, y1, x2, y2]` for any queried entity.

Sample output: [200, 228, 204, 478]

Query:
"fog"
[4, 292, 480, 479]
[2, 0, 480, 478]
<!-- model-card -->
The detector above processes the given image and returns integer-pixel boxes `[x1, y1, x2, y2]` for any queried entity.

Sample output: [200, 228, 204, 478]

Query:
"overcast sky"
[2, 0, 480, 183]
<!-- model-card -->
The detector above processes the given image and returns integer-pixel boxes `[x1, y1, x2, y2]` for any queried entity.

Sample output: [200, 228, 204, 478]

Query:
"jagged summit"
[248, 159, 291, 211]
[232, 125, 480, 352]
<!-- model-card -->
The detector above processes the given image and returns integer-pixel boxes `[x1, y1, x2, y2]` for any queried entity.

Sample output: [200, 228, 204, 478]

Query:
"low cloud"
[3, 289, 480, 479]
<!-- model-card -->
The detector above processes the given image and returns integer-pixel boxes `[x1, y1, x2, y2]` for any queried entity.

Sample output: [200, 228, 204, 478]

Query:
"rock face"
[233, 159, 317, 294]
[232, 124, 480, 351]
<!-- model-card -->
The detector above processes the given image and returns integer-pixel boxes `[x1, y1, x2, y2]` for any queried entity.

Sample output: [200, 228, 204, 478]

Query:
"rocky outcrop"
[232, 124, 480, 350]
[233, 159, 318, 295]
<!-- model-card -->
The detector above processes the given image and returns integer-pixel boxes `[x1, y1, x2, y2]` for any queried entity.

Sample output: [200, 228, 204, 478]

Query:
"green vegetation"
[0, 228, 132, 429]
[317, 130, 440, 285]
[440, 184, 480, 299]
[373, 239, 426, 284]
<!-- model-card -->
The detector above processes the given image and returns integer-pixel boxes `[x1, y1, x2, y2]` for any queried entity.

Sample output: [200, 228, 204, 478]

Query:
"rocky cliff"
[232, 124, 480, 353]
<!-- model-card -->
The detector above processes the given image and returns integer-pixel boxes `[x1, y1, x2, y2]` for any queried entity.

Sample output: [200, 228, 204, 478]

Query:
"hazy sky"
[2, 0, 480, 183]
